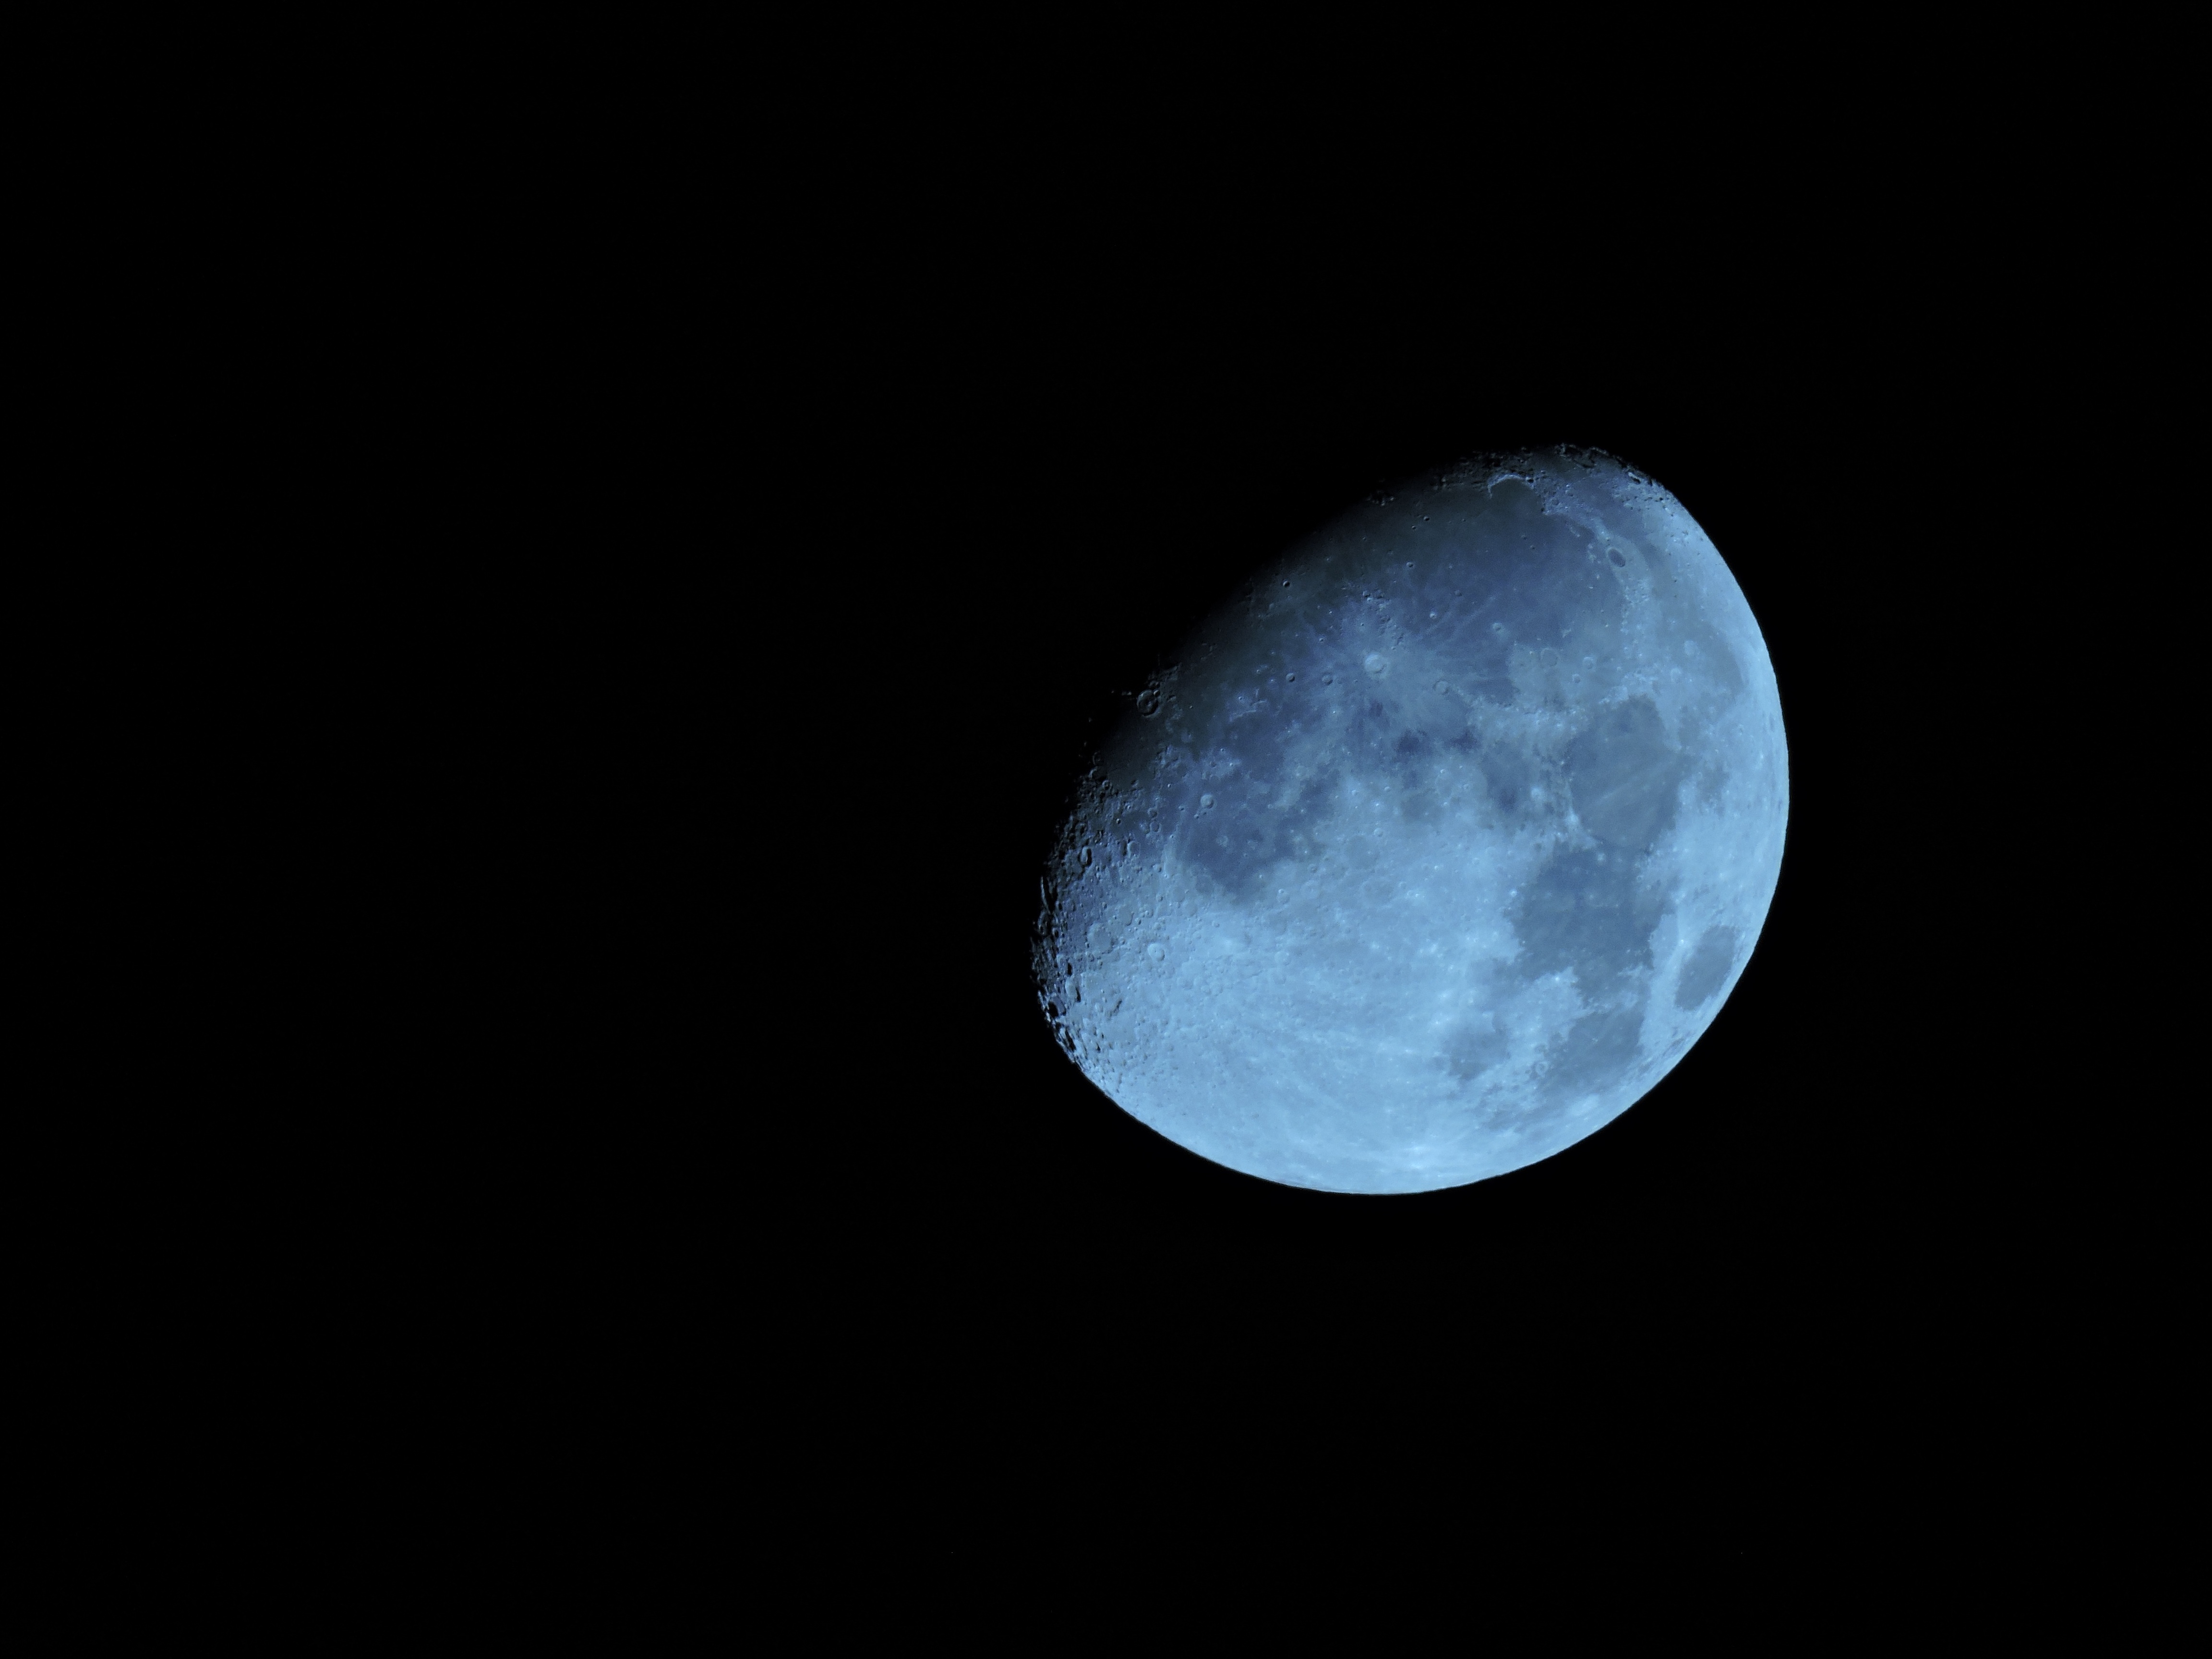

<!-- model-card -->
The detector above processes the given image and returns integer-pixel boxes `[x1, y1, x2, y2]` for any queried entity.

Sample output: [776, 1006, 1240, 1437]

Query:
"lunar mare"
[1034, 448, 1787, 1194]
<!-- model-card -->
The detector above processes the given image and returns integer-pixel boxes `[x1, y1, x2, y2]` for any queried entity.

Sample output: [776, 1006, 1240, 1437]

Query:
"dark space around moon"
[403, 166, 2122, 1563]
[816, 264, 2056, 1492]
[817, 277, 2035, 1476]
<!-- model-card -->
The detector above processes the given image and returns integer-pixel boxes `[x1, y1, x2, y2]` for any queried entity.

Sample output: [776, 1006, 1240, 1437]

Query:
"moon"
[1034, 448, 1787, 1194]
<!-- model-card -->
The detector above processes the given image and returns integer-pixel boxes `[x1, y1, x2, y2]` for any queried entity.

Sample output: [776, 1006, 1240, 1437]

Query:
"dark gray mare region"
[1128, 476, 1647, 900]
[1674, 924, 1741, 1010]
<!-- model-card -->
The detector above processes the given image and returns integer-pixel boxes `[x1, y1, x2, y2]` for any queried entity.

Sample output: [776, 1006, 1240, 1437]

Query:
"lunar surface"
[1034, 447, 1787, 1194]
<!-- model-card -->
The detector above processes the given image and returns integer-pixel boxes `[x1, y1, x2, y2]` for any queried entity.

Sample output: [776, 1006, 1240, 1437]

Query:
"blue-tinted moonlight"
[1033, 448, 1787, 1194]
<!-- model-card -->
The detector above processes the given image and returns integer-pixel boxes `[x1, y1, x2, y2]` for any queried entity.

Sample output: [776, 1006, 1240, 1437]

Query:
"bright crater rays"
[1034, 449, 1788, 1194]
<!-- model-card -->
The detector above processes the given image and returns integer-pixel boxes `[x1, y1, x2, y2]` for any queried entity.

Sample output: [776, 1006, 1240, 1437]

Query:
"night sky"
[346, 129, 2140, 1588]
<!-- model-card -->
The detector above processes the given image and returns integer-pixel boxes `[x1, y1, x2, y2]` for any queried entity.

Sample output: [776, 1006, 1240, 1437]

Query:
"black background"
[851, 274, 1994, 1486]
[576, 252, 1983, 1460]
[365, 132, 2154, 1569]
[51, 43, 2174, 1620]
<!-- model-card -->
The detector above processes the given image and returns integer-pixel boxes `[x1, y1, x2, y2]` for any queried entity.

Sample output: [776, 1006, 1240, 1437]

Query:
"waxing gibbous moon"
[1033, 447, 1787, 1194]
